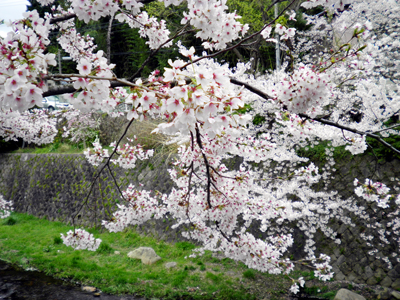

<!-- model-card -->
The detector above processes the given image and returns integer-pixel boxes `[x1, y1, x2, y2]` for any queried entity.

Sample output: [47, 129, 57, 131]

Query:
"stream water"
[0, 260, 144, 300]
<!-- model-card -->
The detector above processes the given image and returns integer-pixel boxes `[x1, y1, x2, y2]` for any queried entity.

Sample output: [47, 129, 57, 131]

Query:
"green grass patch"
[0, 212, 295, 299]
[12, 143, 84, 154]
[3, 216, 17, 225]
[243, 269, 256, 280]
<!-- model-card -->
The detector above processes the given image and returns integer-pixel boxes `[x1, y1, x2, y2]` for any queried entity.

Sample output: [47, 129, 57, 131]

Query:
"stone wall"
[1, 152, 400, 288]
[0, 153, 174, 227]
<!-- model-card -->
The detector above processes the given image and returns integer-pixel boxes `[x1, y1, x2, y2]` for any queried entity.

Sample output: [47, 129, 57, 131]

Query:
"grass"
[12, 143, 85, 154]
[0, 213, 380, 299]
[0, 212, 297, 299]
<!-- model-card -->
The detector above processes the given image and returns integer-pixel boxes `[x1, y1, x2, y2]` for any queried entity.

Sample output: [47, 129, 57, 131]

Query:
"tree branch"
[232, 77, 400, 156]
[299, 114, 400, 156]
[195, 124, 213, 210]
[49, 14, 76, 25]
[230, 78, 274, 100]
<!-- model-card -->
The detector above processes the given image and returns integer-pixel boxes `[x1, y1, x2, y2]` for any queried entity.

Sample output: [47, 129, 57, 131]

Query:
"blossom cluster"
[274, 65, 331, 117]
[62, 110, 101, 144]
[51, 7, 117, 112]
[61, 228, 102, 251]
[102, 184, 167, 232]
[84, 141, 109, 166]
[68, 52, 117, 112]
[109, 138, 154, 169]
[0, 195, 13, 219]
[147, 47, 250, 137]
[84, 138, 154, 169]
[312, 254, 334, 281]
[290, 277, 305, 294]
[354, 178, 392, 208]
[0, 109, 58, 145]
[116, 11, 172, 49]
[181, 0, 249, 50]
[0, 10, 56, 112]
[275, 23, 296, 40]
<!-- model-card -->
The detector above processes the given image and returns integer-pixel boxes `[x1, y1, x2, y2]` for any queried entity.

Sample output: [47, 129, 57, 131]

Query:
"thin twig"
[107, 163, 126, 200]
[71, 117, 135, 226]
[372, 124, 400, 134]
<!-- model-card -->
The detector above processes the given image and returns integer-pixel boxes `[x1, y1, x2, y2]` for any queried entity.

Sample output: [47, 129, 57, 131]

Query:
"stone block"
[375, 267, 387, 280]
[349, 225, 360, 236]
[362, 266, 374, 280]
[354, 277, 365, 284]
[380, 276, 392, 287]
[165, 262, 177, 269]
[336, 255, 346, 265]
[395, 264, 400, 274]
[350, 247, 365, 262]
[332, 265, 341, 275]
[388, 268, 399, 278]
[359, 257, 368, 266]
[377, 288, 391, 300]
[347, 272, 358, 282]
[392, 278, 400, 290]
[127, 247, 161, 265]
[373, 259, 384, 269]
[335, 271, 346, 281]
[366, 276, 378, 285]
[338, 224, 348, 234]
[392, 291, 400, 299]
[353, 263, 363, 275]
[333, 288, 366, 300]
[334, 247, 342, 257]
[340, 262, 352, 275]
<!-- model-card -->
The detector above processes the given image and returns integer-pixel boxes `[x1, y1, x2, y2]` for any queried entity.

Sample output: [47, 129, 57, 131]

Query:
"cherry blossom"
[61, 228, 102, 251]
[0, 195, 13, 219]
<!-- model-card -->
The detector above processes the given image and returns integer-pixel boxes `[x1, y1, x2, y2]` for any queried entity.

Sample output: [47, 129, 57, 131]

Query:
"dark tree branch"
[49, 14, 76, 25]
[232, 77, 400, 157]
[230, 78, 274, 100]
[43, 80, 129, 97]
[195, 124, 213, 210]
[107, 163, 125, 200]
[298, 114, 400, 156]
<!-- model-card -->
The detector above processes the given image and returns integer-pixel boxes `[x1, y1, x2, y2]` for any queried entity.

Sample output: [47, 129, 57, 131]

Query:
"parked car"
[42, 96, 72, 111]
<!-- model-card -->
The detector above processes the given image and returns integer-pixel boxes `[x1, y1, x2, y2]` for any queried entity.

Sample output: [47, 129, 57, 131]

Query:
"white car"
[42, 96, 72, 111]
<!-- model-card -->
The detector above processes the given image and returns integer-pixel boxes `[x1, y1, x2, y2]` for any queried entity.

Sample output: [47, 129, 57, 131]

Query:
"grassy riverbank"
[0, 212, 368, 299]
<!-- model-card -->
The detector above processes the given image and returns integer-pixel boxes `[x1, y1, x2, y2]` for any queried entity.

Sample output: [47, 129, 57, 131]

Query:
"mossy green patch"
[0, 212, 278, 299]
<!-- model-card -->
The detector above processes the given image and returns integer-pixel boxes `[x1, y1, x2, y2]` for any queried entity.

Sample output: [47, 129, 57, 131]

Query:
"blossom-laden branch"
[298, 114, 400, 156]
[230, 77, 400, 156]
